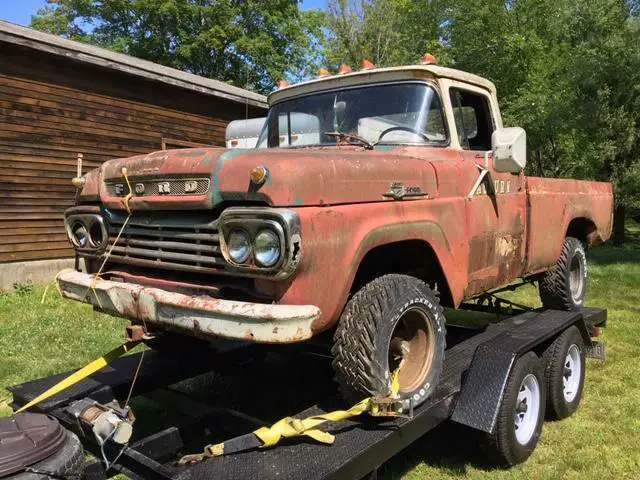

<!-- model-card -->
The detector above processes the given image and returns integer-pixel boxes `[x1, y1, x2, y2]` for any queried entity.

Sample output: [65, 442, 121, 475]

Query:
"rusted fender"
[525, 177, 613, 273]
[57, 271, 320, 344]
[266, 197, 468, 335]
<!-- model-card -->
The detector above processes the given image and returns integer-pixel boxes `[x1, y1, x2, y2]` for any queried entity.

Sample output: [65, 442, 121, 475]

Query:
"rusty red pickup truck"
[59, 59, 613, 407]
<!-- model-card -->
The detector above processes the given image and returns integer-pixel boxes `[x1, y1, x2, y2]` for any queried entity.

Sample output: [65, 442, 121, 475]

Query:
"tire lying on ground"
[542, 326, 586, 420]
[538, 236, 588, 310]
[1, 413, 85, 479]
[331, 274, 446, 409]
[483, 352, 546, 467]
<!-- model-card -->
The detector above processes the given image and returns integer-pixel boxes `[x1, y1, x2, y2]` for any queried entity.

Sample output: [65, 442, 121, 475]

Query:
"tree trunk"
[612, 204, 626, 246]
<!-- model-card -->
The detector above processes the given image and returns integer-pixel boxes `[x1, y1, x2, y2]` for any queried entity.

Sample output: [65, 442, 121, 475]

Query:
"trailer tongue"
[8, 307, 606, 480]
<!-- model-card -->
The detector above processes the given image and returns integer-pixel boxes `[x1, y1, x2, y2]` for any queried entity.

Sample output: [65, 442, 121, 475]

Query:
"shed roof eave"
[0, 20, 268, 109]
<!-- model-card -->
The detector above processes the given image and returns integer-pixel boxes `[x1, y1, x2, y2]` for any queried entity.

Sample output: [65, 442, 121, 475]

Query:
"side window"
[449, 89, 494, 151]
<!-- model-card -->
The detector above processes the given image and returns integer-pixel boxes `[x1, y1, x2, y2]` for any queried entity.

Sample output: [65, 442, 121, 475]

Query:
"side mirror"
[491, 127, 526, 173]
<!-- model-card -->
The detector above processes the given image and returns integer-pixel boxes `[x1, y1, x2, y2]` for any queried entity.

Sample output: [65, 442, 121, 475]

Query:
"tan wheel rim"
[388, 307, 436, 393]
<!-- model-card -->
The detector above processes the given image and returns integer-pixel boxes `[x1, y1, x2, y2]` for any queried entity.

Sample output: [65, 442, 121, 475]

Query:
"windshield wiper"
[324, 131, 374, 150]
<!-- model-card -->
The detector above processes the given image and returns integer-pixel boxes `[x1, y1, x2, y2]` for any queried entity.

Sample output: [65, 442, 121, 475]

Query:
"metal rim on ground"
[514, 373, 541, 445]
[563, 344, 582, 403]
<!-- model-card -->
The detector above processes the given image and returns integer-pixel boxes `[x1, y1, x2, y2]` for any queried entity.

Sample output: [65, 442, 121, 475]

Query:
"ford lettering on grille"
[106, 178, 210, 196]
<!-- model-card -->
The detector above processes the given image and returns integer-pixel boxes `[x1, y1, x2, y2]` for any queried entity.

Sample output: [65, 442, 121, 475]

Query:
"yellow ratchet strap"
[179, 368, 404, 465]
[254, 397, 372, 448]
[15, 341, 140, 413]
[252, 367, 401, 448]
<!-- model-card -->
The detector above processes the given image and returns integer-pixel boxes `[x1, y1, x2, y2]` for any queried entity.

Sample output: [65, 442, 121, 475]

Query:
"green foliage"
[322, 0, 448, 69]
[30, 0, 324, 93]
[11, 282, 34, 296]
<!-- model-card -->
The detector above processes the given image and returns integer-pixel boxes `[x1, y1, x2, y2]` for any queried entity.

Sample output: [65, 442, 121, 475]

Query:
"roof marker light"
[421, 53, 438, 65]
[277, 80, 289, 88]
[361, 59, 375, 70]
[338, 63, 352, 74]
[318, 68, 331, 78]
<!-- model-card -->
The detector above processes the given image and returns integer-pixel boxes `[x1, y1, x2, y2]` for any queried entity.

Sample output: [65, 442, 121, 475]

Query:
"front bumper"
[57, 271, 321, 343]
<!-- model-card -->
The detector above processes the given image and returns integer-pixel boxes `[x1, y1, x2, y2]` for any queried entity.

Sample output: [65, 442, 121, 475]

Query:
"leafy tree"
[321, 0, 448, 70]
[30, 0, 324, 93]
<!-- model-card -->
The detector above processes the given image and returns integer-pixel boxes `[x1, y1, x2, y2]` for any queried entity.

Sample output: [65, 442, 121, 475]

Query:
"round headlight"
[254, 229, 281, 267]
[71, 221, 88, 248]
[227, 229, 251, 264]
[88, 221, 105, 248]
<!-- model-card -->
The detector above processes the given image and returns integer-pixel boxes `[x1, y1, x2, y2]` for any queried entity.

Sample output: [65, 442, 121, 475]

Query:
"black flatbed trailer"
[9, 306, 607, 480]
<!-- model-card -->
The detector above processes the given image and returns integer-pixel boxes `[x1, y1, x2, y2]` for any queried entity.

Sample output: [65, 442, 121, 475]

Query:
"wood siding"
[0, 43, 265, 263]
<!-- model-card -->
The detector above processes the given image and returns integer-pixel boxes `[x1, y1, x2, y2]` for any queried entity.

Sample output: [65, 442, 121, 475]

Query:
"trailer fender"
[451, 310, 596, 434]
[450, 344, 517, 433]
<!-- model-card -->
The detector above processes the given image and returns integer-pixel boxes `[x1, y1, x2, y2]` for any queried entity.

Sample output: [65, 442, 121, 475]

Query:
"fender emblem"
[383, 182, 428, 200]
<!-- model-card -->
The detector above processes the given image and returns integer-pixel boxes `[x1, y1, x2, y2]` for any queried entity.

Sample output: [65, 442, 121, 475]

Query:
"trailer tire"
[543, 326, 585, 420]
[331, 274, 446, 409]
[9, 430, 85, 479]
[538, 237, 587, 310]
[485, 352, 545, 467]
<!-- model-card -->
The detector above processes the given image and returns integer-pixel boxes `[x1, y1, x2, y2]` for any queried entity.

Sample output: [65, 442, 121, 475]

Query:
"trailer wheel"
[485, 352, 545, 466]
[331, 274, 446, 409]
[543, 326, 585, 420]
[538, 237, 587, 310]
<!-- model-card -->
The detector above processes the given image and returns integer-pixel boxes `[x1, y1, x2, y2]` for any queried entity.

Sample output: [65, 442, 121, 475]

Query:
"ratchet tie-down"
[178, 363, 413, 465]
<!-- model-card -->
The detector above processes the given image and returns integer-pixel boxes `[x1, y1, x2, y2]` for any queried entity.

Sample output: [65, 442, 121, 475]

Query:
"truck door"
[449, 85, 527, 297]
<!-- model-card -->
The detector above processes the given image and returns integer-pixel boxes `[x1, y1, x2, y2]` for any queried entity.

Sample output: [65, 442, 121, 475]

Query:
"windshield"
[256, 83, 447, 148]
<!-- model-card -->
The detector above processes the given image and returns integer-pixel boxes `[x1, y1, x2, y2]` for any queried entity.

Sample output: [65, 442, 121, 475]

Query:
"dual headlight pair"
[64, 213, 108, 252]
[219, 208, 301, 275]
[227, 228, 281, 267]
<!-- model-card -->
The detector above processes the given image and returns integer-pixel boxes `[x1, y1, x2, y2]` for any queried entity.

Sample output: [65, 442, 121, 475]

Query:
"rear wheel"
[331, 274, 446, 409]
[484, 352, 545, 466]
[542, 326, 586, 420]
[539, 237, 587, 310]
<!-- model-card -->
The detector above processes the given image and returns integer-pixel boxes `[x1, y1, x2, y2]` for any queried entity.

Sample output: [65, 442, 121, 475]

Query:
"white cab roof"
[268, 64, 496, 105]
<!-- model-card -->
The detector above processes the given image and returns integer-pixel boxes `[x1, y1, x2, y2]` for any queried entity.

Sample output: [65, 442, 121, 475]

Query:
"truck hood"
[87, 147, 439, 210]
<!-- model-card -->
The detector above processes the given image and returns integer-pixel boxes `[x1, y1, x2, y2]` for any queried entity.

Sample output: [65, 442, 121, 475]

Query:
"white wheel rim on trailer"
[563, 344, 582, 403]
[514, 373, 541, 445]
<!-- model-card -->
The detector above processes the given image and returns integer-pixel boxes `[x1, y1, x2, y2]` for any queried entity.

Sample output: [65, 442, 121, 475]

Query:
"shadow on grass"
[379, 421, 500, 478]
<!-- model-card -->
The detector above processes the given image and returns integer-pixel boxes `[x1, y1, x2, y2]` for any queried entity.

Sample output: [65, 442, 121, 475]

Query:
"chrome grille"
[105, 178, 210, 196]
[106, 214, 225, 274]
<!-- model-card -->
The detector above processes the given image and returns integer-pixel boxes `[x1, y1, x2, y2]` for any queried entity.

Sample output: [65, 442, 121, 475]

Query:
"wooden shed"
[0, 20, 267, 287]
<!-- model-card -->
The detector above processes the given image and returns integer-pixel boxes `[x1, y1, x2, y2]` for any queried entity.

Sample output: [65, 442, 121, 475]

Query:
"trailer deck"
[9, 307, 607, 480]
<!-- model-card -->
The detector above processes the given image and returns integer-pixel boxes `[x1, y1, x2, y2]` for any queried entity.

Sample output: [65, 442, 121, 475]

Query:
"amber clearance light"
[250, 165, 269, 185]
[421, 53, 438, 65]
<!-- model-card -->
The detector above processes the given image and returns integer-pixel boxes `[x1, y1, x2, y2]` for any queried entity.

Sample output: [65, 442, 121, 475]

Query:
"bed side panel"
[525, 177, 613, 274]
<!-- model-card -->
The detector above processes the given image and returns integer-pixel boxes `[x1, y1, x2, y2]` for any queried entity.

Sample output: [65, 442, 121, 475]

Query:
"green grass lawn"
[2, 223, 640, 479]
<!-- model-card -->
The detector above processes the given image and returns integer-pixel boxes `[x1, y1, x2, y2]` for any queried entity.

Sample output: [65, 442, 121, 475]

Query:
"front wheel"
[331, 274, 446, 409]
[539, 237, 587, 310]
